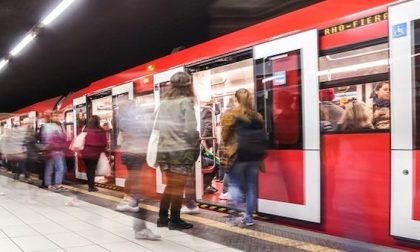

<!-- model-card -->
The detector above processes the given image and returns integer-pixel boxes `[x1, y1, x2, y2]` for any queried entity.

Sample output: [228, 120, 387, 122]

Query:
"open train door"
[253, 29, 320, 223]
[73, 95, 87, 180]
[153, 66, 190, 194]
[389, 0, 420, 241]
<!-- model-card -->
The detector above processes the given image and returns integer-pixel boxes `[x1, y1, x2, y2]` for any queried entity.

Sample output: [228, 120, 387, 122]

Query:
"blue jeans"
[44, 151, 66, 186]
[228, 161, 259, 220]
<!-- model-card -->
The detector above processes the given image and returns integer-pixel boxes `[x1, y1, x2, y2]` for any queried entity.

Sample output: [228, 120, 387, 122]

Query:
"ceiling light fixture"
[41, 0, 75, 26]
[0, 59, 8, 71]
[0, 0, 76, 74]
[10, 33, 36, 57]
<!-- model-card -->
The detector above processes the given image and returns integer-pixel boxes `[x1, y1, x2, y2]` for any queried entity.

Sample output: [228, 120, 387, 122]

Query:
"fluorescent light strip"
[10, 33, 36, 56]
[318, 59, 389, 76]
[0, 0, 76, 74]
[41, 0, 75, 26]
[326, 48, 388, 61]
[0, 59, 8, 70]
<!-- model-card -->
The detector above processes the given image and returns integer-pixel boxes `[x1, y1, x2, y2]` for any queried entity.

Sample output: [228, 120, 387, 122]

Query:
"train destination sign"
[322, 12, 388, 36]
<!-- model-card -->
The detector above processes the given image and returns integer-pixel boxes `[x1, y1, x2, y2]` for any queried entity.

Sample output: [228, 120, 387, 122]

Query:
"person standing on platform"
[42, 113, 67, 191]
[156, 72, 200, 230]
[81, 115, 107, 192]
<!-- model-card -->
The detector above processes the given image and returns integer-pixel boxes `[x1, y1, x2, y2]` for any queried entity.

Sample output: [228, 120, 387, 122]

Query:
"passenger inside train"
[319, 81, 391, 132]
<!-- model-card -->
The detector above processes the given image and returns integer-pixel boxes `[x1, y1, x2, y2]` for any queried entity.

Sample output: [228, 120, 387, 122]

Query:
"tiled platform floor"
[0, 172, 411, 252]
[0, 175, 240, 252]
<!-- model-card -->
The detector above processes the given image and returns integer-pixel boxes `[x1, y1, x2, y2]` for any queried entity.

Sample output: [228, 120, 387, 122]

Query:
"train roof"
[13, 96, 62, 116]
[60, 0, 396, 109]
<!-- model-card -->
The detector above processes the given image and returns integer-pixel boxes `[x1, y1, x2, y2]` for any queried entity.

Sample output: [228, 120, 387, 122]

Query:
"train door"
[73, 96, 87, 180]
[188, 51, 255, 204]
[86, 89, 113, 185]
[153, 66, 186, 193]
[28, 111, 37, 130]
[64, 109, 75, 178]
[389, 0, 420, 241]
[112, 82, 134, 187]
[253, 30, 320, 222]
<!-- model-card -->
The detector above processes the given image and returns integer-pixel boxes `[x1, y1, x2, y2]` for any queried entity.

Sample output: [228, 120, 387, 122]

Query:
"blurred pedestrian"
[116, 98, 160, 240]
[156, 72, 200, 230]
[3, 122, 28, 181]
[81, 115, 107, 192]
[42, 113, 67, 191]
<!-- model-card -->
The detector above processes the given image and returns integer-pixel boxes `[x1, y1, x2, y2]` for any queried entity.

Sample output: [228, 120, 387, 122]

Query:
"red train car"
[5, 0, 420, 249]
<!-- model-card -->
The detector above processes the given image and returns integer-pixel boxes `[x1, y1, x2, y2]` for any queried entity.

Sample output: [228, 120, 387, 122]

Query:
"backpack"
[235, 117, 267, 162]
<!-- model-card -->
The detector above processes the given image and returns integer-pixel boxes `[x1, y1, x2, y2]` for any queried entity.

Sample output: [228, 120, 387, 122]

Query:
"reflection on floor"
[0, 175, 241, 252]
[0, 170, 406, 252]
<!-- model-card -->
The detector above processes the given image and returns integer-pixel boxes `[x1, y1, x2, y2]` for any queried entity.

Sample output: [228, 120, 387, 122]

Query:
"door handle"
[402, 169, 409, 175]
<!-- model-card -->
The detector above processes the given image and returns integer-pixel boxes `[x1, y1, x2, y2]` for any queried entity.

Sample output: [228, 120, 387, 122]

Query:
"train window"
[115, 92, 154, 149]
[413, 20, 420, 148]
[75, 105, 87, 134]
[319, 43, 389, 82]
[90, 95, 113, 150]
[320, 81, 389, 132]
[134, 92, 155, 133]
[320, 42, 390, 133]
[192, 59, 254, 111]
[191, 58, 254, 152]
[255, 50, 303, 149]
[158, 81, 171, 99]
[64, 110, 74, 141]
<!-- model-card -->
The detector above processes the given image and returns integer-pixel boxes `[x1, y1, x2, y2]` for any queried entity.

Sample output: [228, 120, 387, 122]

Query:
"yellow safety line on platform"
[62, 185, 342, 252]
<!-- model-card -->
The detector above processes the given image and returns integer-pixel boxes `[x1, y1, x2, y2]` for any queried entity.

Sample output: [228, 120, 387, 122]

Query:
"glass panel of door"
[255, 50, 304, 205]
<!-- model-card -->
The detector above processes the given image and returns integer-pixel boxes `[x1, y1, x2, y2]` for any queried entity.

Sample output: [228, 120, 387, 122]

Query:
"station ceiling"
[0, 0, 321, 112]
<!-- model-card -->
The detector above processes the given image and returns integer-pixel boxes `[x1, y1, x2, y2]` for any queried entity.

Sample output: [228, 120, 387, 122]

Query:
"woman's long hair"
[235, 88, 252, 113]
[86, 115, 101, 129]
[234, 88, 261, 123]
[339, 101, 373, 130]
[165, 72, 195, 100]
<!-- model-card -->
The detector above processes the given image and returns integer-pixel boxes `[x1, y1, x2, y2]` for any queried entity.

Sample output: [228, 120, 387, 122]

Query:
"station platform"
[0, 173, 405, 252]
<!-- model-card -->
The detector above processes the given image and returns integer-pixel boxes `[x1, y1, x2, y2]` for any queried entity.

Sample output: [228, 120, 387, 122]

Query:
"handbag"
[69, 132, 87, 151]
[96, 152, 111, 176]
[201, 146, 219, 174]
[146, 108, 160, 168]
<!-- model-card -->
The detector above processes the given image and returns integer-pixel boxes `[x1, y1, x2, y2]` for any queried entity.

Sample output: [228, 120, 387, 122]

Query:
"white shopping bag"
[69, 132, 87, 151]
[96, 152, 111, 176]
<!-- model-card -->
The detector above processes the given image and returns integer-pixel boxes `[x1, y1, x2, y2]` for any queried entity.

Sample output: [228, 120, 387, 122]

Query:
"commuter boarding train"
[1, 0, 420, 249]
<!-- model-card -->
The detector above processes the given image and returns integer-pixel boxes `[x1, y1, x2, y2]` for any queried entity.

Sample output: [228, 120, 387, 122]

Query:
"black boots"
[157, 218, 169, 227]
[168, 220, 193, 230]
[157, 218, 193, 230]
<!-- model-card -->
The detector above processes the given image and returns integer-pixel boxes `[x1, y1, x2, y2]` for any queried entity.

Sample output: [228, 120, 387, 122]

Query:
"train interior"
[191, 56, 255, 206]
[318, 42, 390, 132]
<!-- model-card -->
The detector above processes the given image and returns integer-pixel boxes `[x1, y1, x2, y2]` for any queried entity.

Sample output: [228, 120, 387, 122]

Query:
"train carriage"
[4, 0, 420, 249]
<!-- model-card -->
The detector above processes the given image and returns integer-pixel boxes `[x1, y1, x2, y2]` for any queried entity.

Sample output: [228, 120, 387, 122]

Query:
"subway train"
[1, 0, 420, 249]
